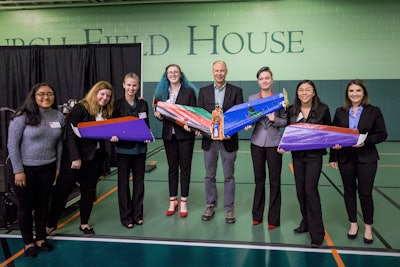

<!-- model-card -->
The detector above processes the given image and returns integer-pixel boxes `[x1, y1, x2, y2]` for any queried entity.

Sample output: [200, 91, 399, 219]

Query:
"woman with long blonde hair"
[47, 81, 114, 237]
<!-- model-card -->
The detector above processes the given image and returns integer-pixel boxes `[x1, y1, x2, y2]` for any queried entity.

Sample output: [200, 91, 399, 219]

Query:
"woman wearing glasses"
[154, 64, 197, 218]
[279, 80, 331, 248]
[8, 83, 64, 258]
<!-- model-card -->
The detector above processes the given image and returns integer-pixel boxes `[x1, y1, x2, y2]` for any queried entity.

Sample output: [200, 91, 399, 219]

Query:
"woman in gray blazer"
[249, 67, 287, 229]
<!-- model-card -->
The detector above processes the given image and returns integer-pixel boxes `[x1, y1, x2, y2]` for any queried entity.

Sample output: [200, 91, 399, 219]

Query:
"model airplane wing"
[154, 90, 288, 139]
[278, 123, 367, 151]
[154, 99, 212, 134]
[223, 92, 286, 137]
[71, 116, 155, 142]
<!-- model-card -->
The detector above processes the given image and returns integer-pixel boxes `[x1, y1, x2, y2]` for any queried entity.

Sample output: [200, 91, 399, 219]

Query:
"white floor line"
[2, 234, 399, 257]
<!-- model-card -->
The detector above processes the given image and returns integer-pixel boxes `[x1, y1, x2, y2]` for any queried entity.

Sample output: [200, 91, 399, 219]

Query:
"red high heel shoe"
[166, 197, 178, 216]
[268, 224, 278, 230]
[180, 198, 188, 218]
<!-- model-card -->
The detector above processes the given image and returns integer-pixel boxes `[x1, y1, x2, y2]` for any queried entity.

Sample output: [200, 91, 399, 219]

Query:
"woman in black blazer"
[329, 79, 387, 244]
[154, 64, 197, 218]
[47, 81, 114, 237]
[112, 73, 151, 228]
[280, 80, 331, 248]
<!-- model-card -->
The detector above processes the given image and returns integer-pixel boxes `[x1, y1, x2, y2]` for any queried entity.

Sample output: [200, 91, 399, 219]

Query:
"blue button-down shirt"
[214, 82, 226, 109]
[349, 106, 364, 129]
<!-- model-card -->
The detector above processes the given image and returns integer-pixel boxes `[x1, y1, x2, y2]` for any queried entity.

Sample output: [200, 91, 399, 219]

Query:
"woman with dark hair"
[279, 80, 331, 247]
[154, 64, 197, 218]
[47, 81, 114, 237]
[249, 66, 287, 229]
[112, 73, 151, 228]
[329, 79, 387, 244]
[8, 83, 64, 258]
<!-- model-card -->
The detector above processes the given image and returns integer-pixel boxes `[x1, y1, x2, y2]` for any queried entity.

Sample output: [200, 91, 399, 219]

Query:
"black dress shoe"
[364, 237, 374, 244]
[122, 222, 134, 228]
[24, 246, 38, 258]
[37, 241, 53, 252]
[347, 230, 358, 239]
[293, 226, 308, 233]
[134, 220, 143, 225]
[79, 226, 95, 237]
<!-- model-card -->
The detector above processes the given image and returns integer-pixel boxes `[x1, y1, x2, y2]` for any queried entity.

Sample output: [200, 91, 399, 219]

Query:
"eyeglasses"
[167, 71, 180, 75]
[298, 88, 314, 94]
[36, 92, 55, 98]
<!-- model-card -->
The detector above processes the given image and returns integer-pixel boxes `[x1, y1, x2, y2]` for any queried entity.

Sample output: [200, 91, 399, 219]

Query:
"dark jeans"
[251, 144, 282, 226]
[13, 162, 56, 245]
[292, 155, 325, 243]
[338, 161, 377, 225]
[48, 150, 104, 227]
[163, 136, 195, 198]
[116, 153, 146, 224]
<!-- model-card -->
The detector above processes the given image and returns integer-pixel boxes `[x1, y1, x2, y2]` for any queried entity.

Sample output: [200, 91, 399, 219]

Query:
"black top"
[160, 86, 197, 141]
[329, 104, 387, 163]
[113, 96, 150, 149]
[288, 102, 332, 157]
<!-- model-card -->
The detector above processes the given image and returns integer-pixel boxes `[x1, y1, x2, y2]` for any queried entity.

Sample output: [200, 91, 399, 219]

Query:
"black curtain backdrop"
[0, 43, 142, 179]
[0, 43, 142, 109]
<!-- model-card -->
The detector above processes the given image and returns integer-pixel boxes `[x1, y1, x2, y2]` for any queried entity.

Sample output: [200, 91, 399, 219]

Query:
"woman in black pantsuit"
[111, 73, 151, 228]
[280, 80, 331, 248]
[154, 64, 197, 218]
[329, 79, 387, 244]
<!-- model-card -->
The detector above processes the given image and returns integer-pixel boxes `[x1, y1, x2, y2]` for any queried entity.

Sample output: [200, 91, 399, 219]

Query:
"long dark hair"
[14, 82, 58, 125]
[289, 80, 323, 124]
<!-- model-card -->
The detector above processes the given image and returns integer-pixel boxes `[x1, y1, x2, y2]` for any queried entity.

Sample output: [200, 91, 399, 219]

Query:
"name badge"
[138, 112, 147, 119]
[49, 121, 62, 128]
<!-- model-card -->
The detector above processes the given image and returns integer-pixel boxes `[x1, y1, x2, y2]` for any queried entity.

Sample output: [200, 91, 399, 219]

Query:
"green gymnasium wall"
[0, 0, 399, 140]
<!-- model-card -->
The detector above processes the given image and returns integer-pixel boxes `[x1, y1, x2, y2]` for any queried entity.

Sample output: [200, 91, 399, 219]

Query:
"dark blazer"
[159, 86, 197, 141]
[66, 103, 106, 162]
[198, 82, 244, 152]
[329, 105, 387, 163]
[113, 96, 150, 149]
[288, 102, 331, 158]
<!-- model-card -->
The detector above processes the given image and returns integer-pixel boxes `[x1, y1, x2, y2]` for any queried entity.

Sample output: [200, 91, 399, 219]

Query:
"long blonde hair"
[80, 81, 114, 118]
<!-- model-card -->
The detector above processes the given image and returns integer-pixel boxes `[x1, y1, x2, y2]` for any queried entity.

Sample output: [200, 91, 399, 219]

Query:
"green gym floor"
[1, 140, 400, 267]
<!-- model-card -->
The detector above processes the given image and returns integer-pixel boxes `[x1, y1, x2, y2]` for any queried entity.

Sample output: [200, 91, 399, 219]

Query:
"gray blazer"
[249, 93, 288, 147]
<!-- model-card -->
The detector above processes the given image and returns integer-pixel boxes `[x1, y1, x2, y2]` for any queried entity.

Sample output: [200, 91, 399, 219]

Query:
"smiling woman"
[35, 87, 56, 109]
[329, 79, 388, 245]
[154, 64, 197, 219]
[47, 81, 115, 238]
[7, 82, 64, 258]
[285, 79, 332, 248]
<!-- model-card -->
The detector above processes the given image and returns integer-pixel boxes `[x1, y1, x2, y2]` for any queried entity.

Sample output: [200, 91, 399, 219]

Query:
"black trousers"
[12, 162, 56, 245]
[116, 153, 146, 224]
[251, 144, 282, 226]
[292, 155, 325, 243]
[338, 161, 377, 225]
[163, 136, 195, 198]
[48, 150, 104, 227]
